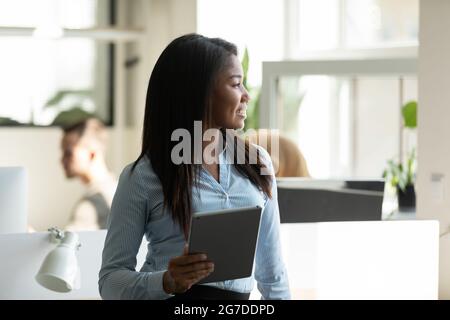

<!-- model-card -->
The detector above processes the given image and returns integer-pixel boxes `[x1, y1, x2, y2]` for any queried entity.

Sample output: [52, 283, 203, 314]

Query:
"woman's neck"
[201, 127, 222, 165]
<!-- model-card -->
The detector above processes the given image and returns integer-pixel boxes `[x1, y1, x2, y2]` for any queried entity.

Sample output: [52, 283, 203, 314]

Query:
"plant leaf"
[51, 108, 96, 127]
[402, 101, 417, 128]
[244, 87, 260, 129]
[242, 47, 249, 89]
[44, 89, 92, 108]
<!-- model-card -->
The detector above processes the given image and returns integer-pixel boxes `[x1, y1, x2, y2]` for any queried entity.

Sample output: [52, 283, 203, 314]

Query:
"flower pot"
[397, 185, 416, 210]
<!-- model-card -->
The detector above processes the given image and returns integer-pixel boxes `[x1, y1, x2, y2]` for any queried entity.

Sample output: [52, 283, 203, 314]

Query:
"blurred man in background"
[61, 117, 118, 231]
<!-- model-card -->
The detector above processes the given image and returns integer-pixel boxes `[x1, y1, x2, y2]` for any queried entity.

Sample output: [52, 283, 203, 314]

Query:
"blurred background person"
[246, 129, 311, 178]
[61, 117, 118, 231]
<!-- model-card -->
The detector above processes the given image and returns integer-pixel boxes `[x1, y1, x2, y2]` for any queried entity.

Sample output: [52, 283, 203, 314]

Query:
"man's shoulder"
[67, 199, 100, 231]
[72, 198, 98, 218]
[75, 196, 97, 209]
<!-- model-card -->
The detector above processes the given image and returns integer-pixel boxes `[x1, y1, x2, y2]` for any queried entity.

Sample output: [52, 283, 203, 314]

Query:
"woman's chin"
[221, 118, 246, 130]
[234, 120, 245, 130]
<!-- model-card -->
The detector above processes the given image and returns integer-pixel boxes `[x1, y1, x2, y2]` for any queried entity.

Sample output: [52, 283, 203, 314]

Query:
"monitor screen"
[0, 167, 27, 233]
[276, 178, 385, 223]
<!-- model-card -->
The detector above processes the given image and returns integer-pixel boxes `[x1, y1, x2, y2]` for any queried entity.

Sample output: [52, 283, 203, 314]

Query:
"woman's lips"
[236, 105, 247, 117]
[236, 110, 246, 118]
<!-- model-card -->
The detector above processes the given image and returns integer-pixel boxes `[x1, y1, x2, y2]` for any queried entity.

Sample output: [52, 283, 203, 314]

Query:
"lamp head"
[35, 229, 81, 293]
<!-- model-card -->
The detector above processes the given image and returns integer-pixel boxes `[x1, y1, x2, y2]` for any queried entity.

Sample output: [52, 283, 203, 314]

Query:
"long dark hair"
[133, 34, 272, 237]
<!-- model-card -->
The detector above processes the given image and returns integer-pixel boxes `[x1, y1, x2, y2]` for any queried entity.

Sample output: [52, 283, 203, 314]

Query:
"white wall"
[418, 0, 450, 299]
[0, 128, 129, 231]
[0, 128, 83, 230]
[0, 0, 198, 232]
[120, 0, 198, 163]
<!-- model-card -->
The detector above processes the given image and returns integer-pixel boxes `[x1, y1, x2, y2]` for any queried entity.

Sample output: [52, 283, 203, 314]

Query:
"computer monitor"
[277, 178, 385, 223]
[0, 167, 27, 233]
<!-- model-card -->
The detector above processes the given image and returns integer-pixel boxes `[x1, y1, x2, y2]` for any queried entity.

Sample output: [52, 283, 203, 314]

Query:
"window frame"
[261, 52, 417, 129]
[0, 0, 145, 128]
[260, 48, 417, 176]
[272, 0, 420, 177]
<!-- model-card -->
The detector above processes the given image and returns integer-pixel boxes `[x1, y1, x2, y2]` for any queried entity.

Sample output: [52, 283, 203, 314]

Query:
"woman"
[98, 34, 290, 300]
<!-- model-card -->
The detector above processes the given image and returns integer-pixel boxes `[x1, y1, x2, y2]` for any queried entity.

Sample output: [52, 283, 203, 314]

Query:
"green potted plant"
[383, 148, 416, 209]
[241, 47, 260, 130]
[382, 101, 417, 210]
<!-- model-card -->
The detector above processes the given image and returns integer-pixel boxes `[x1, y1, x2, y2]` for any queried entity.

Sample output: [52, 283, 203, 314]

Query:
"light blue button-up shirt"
[98, 146, 290, 300]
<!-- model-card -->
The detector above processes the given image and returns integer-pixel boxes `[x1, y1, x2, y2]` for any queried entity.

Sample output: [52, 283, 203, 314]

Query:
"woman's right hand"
[163, 244, 214, 294]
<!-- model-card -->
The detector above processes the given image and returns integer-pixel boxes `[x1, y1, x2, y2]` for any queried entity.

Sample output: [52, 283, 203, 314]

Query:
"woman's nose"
[242, 86, 251, 103]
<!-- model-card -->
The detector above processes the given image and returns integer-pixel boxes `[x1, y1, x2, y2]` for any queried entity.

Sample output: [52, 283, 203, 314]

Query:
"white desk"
[385, 209, 416, 221]
[0, 220, 439, 300]
[0, 230, 147, 300]
[275, 220, 439, 300]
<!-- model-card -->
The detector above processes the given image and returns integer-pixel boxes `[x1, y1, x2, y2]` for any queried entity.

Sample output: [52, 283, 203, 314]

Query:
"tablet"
[188, 206, 263, 284]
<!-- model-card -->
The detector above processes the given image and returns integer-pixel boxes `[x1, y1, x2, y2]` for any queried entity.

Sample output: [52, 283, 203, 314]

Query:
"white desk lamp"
[35, 227, 81, 292]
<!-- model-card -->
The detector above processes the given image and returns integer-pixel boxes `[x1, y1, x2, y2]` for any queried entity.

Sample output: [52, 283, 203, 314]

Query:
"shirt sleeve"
[98, 162, 173, 300]
[254, 147, 291, 300]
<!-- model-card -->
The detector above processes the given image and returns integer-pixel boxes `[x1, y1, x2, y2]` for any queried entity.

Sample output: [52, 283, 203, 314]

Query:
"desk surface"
[385, 209, 416, 220]
[1, 220, 435, 300]
[0, 230, 147, 299]
[277, 220, 439, 300]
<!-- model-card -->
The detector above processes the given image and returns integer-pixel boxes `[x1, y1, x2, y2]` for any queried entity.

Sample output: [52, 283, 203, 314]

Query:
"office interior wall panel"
[418, 0, 450, 299]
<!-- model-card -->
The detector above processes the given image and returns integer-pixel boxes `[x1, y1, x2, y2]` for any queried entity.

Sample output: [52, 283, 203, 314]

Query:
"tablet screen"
[188, 206, 262, 284]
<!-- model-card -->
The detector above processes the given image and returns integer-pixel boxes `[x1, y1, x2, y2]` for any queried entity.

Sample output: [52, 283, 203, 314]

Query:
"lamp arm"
[47, 227, 81, 250]
[48, 227, 65, 243]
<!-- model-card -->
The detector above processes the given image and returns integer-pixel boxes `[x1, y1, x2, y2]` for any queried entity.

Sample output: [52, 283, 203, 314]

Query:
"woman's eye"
[233, 83, 241, 88]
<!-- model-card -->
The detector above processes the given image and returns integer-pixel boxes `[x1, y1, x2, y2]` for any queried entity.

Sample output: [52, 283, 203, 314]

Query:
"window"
[0, 0, 114, 127]
[289, 0, 419, 56]
[197, 0, 284, 87]
[262, 57, 417, 178]
[344, 0, 418, 48]
[197, 0, 419, 178]
[273, 74, 417, 178]
[264, 0, 419, 178]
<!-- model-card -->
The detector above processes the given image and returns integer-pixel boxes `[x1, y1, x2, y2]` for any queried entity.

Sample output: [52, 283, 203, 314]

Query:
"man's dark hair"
[63, 117, 108, 150]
